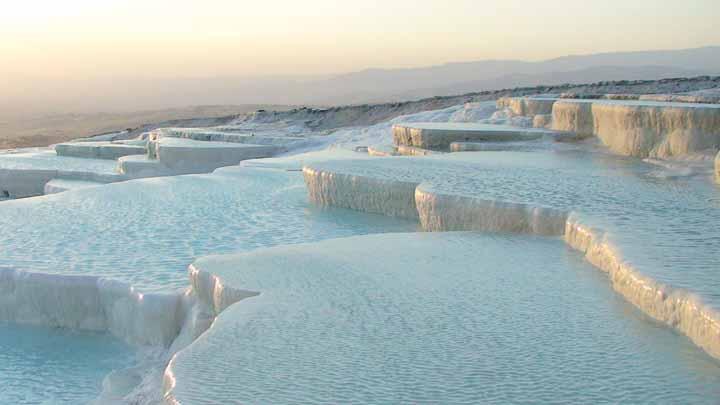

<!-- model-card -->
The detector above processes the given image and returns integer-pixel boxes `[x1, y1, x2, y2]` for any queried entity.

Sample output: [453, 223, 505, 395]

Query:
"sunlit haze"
[1, 0, 719, 114]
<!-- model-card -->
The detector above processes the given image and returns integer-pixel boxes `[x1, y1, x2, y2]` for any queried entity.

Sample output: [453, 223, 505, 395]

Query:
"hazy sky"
[2, 0, 719, 79]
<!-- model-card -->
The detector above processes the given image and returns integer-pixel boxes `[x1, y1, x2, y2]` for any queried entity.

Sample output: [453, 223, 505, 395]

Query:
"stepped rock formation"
[496, 97, 557, 117]
[392, 123, 552, 149]
[503, 97, 720, 159]
[592, 101, 720, 158]
[551, 100, 595, 137]
[302, 152, 720, 360]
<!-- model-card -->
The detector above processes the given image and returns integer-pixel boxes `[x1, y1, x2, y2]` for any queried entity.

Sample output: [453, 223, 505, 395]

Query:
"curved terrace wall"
[303, 166, 419, 219]
[496, 97, 556, 117]
[392, 123, 550, 150]
[551, 100, 595, 137]
[0, 267, 187, 347]
[302, 160, 720, 360]
[591, 102, 720, 158]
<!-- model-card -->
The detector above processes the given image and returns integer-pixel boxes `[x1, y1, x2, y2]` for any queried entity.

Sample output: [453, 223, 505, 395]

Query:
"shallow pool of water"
[0, 151, 117, 173]
[0, 322, 135, 404]
[438, 150, 720, 311]
[0, 167, 416, 292]
[169, 233, 720, 404]
[309, 148, 720, 310]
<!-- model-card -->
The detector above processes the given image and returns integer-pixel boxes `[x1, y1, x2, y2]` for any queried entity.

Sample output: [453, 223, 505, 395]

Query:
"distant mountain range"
[296, 46, 720, 103]
[4, 46, 720, 116]
[390, 65, 711, 101]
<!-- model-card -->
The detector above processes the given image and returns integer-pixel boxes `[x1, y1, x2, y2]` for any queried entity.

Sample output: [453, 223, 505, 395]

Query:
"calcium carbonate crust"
[494, 96, 720, 159]
[549, 99, 720, 158]
[496, 97, 557, 117]
[301, 160, 720, 361]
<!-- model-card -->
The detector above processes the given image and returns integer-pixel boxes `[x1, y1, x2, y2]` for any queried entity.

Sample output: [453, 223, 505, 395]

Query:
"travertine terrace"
[1, 77, 720, 403]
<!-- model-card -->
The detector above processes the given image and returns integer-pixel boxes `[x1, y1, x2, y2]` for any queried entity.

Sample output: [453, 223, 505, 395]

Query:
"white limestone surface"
[564, 215, 720, 360]
[152, 138, 279, 175]
[304, 155, 567, 235]
[238, 149, 371, 171]
[533, 114, 552, 128]
[125, 138, 282, 178]
[164, 233, 720, 404]
[0, 151, 119, 198]
[0, 151, 118, 173]
[496, 97, 557, 117]
[254, 102, 499, 155]
[450, 141, 548, 152]
[396, 144, 443, 156]
[154, 128, 305, 148]
[639, 94, 720, 104]
[591, 100, 720, 158]
[0, 267, 185, 348]
[117, 155, 175, 178]
[55, 141, 146, 160]
[552, 99, 720, 158]
[392, 122, 555, 149]
[0, 159, 417, 403]
[303, 150, 720, 359]
[44, 179, 104, 195]
[551, 99, 595, 136]
[367, 144, 398, 157]
[303, 163, 420, 219]
[448, 101, 499, 122]
[0, 165, 415, 293]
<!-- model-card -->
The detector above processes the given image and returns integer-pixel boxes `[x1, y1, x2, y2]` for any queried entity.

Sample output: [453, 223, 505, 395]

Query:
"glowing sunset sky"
[1, 0, 718, 79]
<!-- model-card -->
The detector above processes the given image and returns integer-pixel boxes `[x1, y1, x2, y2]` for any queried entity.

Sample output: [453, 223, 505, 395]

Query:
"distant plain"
[0, 105, 293, 149]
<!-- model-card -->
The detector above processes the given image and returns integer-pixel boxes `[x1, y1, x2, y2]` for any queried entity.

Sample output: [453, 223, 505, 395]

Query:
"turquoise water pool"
[0, 168, 416, 292]
[0, 323, 134, 404]
[168, 233, 720, 404]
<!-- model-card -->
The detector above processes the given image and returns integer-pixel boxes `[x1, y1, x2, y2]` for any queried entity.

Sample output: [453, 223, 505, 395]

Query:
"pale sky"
[1, 0, 719, 79]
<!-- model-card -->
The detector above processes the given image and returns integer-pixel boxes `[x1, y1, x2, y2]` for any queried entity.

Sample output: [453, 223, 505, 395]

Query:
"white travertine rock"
[302, 152, 720, 360]
[533, 114, 552, 129]
[396, 145, 443, 156]
[551, 100, 595, 137]
[496, 97, 556, 117]
[0, 169, 59, 198]
[117, 155, 174, 177]
[0, 151, 120, 198]
[715, 150, 720, 183]
[553, 99, 720, 158]
[44, 179, 104, 195]
[55, 142, 146, 160]
[0, 169, 124, 198]
[154, 128, 304, 148]
[392, 122, 553, 149]
[449, 101, 499, 122]
[367, 144, 398, 157]
[591, 101, 720, 158]
[415, 185, 567, 235]
[153, 138, 278, 174]
[119, 138, 280, 178]
[164, 232, 720, 404]
[304, 156, 567, 236]
[303, 165, 420, 219]
[564, 216, 720, 360]
[449, 142, 541, 152]
[0, 267, 185, 347]
[639, 94, 720, 105]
